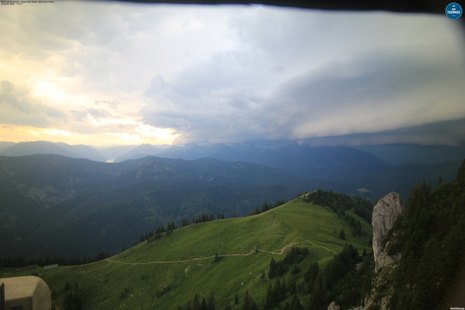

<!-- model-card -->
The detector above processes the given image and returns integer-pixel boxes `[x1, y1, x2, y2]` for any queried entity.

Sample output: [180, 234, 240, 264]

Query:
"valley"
[0, 154, 313, 257]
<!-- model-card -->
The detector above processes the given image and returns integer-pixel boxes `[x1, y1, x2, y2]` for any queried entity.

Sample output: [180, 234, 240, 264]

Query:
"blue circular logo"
[445, 2, 463, 20]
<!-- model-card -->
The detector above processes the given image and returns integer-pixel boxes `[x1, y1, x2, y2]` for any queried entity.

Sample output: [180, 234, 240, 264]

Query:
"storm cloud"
[142, 20, 465, 144]
[0, 2, 464, 145]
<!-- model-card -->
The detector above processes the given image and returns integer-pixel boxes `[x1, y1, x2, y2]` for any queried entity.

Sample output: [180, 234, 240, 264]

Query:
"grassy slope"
[1, 197, 371, 309]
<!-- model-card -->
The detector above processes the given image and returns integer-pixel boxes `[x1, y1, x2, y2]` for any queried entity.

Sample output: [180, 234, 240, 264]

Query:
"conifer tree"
[457, 159, 465, 186]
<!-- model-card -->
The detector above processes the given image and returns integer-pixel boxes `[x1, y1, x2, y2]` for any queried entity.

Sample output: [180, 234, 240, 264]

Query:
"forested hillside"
[0, 154, 313, 257]
[377, 159, 465, 309]
[350, 159, 465, 310]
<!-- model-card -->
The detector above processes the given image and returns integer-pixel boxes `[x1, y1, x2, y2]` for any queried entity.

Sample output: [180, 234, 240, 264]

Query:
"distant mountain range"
[0, 154, 316, 257]
[0, 140, 462, 258]
[0, 140, 462, 197]
[0, 141, 105, 162]
[2, 140, 464, 167]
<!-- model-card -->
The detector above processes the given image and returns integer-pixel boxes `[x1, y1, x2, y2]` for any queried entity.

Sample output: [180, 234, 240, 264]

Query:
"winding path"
[106, 240, 337, 266]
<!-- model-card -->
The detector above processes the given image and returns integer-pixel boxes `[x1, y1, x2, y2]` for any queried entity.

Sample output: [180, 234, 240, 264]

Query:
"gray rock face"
[327, 301, 340, 310]
[363, 192, 405, 309]
[372, 192, 404, 272]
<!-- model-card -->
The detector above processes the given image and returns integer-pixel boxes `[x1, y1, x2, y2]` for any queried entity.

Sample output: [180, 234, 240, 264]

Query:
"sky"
[0, 1, 464, 146]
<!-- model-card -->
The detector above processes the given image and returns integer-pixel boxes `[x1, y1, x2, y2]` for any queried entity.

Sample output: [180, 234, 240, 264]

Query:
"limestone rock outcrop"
[371, 192, 404, 272]
[364, 192, 405, 310]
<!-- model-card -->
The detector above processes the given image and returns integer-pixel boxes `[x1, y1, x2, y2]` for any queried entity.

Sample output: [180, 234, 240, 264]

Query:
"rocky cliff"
[362, 161, 465, 310]
[371, 192, 404, 273]
[364, 192, 405, 309]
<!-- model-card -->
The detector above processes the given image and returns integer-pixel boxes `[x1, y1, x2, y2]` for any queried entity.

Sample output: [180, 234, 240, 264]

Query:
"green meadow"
[2, 197, 371, 309]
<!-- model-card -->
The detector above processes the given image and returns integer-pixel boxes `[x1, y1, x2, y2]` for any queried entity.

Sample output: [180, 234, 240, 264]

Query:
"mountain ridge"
[1, 141, 461, 198]
[0, 154, 319, 258]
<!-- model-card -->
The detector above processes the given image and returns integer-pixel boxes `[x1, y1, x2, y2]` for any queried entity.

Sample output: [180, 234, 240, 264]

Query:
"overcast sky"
[0, 1, 464, 146]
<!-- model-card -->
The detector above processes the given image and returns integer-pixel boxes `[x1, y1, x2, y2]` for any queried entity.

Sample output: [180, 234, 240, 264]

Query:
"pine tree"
[242, 290, 258, 310]
[192, 295, 200, 310]
[207, 294, 215, 310]
[200, 297, 208, 310]
[457, 159, 465, 187]
[268, 258, 277, 278]
[264, 284, 275, 309]
[289, 295, 304, 310]
[304, 262, 319, 290]
[308, 275, 327, 310]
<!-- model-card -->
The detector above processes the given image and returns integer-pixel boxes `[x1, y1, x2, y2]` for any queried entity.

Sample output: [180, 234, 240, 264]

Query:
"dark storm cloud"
[269, 50, 465, 137]
[302, 118, 465, 146]
[143, 48, 465, 144]
[143, 52, 270, 142]
[139, 8, 465, 145]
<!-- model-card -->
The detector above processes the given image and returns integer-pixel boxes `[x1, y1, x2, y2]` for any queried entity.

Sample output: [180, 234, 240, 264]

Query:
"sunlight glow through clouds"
[0, 123, 178, 146]
[32, 80, 68, 103]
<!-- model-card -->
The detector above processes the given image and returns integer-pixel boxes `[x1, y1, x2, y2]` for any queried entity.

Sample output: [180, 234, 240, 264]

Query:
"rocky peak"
[372, 192, 404, 272]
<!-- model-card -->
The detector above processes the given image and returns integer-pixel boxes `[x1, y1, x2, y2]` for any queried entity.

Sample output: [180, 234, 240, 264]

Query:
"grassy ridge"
[2, 197, 371, 309]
